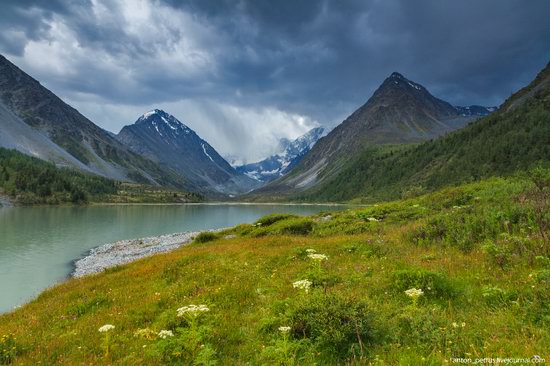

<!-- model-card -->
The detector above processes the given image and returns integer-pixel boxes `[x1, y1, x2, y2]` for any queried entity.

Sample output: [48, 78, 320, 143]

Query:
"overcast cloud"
[1, 0, 549, 163]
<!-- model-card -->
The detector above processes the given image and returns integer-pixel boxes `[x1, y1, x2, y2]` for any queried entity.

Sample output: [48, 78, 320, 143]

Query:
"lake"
[0, 203, 344, 313]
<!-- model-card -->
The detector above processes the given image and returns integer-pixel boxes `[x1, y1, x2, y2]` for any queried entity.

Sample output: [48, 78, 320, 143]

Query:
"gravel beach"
[72, 229, 222, 278]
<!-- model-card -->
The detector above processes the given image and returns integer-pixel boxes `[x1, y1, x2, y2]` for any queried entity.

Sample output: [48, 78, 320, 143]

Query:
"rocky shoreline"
[72, 229, 223, 278]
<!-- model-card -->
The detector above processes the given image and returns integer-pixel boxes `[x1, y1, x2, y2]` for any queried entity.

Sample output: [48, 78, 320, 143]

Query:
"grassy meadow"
[0, 174, 549, 365]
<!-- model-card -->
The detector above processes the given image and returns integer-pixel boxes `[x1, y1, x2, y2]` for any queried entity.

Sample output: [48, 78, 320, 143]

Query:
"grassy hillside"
[1, 174, 548, 364]
[293, 76, 550, 203]
[0, 148, 202, 205]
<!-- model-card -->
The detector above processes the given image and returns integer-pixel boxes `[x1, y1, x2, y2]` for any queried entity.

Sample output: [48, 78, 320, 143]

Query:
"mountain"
[263, 61, 550, 202]
[235, 127, 325, 183]
[455, 105, 497, 116]
[0, 54, 191, 189]
[116, 109, 259, 195]
[253, 72, 496, 194]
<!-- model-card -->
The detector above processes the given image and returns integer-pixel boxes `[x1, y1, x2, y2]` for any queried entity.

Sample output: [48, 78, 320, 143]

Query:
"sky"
[1, 0, 549, 164]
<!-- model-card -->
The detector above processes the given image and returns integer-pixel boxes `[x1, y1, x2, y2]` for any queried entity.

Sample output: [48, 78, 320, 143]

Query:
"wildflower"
[452, 322, 459, 328]
[158, 330, 174, 339]
[404, 288, 424, 307]
[305, 249, 317, 254]
[307, 253, 328, 261]
[99, 324, 115, 358]
[461, 322, 466, 328]
[404, 288, 424, 299]
[292, 279, 312, 293]
[134, 328, 156, 339]
[367, 217, 379, 222]
[177, 304, 210, 317]
[278, 326, 291, 333]
[98, 324, 115, 333]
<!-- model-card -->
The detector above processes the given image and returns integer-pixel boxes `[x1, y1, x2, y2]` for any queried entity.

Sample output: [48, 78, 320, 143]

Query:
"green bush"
[255, 214, 297, 226]
[278, 219, 314, 236]
[392, 269, 457, 300]
[394, 307, 446, 350]
[481, 241, 510, 270]
[253, 218, 315, 237]
[194, 232, 218, 244]
[481, 285, 511, 308]
[288, 293, 376, 361]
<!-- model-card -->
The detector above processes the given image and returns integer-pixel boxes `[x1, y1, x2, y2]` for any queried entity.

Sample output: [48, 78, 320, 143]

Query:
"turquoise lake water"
[0, 204, 344, 313]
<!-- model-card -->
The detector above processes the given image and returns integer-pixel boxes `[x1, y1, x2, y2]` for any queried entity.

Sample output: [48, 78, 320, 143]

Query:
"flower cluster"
[305, 249, 316, 254]
[366, 217, 379, 222]
[177, 304, 210, 317]
[404, 288, 424, 299]
[158, 330, 174, 339]
[452, 322, 466, 328]
[278, 326, 291, 334]
[307, 253, 328, 261]
[292, 279, 312, 293]
[134, 328, 156, 340]
[98, 324, 115, 333]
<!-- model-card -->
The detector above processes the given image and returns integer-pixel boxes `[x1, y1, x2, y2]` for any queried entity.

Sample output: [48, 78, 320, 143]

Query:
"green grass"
[0, 175, 548, 364]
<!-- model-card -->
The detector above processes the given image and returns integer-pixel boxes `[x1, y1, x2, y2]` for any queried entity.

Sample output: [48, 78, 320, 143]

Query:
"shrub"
[522, 286, 550, 325]
[255, 214, 297, 227]
[481, 241, 509, 270]
[392, 269, 457, 300]
[278, 219, 314, 236]
[256, 218, 315, 236]
[394, 307, 446, 350]
[289, 293, 376, 361]
[481, 285, 511, 308]
[194, 232, 218, 244]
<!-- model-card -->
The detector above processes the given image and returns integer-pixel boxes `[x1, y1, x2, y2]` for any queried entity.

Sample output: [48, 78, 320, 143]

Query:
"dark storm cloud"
[0, 0, 549, 160]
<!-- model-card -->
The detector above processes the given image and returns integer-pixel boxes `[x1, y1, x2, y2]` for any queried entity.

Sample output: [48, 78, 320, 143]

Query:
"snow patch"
[407, 81, 421, 90]
[142, 110, 157, 119]
[201, 143, 214, 162]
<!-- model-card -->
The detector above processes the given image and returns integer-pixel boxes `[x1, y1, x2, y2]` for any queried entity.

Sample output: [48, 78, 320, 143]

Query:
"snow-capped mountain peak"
[116, 109, 260, 195]
[235, 127, 326, 183]
[137, 109, 192, 136]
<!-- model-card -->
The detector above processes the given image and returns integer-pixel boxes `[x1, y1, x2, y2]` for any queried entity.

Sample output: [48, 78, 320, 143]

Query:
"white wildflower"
[404, 288, 424, 299]
[452, 322, 459, 328]
[278, 326, 291, 333]
[177, 304, 210, 317]
[98, 324, 115, 333]
[305, 249, 317, 254]
[307, 253, 328, 261]
[293, 279, 312, 293]
[134, 328, 156, 339]
[158, 330, 174, 339]
[367, 217, 379, 222]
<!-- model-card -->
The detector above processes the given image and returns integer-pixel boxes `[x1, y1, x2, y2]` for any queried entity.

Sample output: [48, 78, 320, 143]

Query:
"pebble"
[72, 229, 224, 278]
